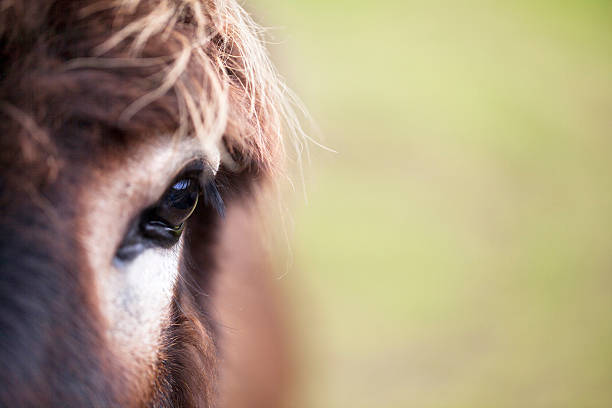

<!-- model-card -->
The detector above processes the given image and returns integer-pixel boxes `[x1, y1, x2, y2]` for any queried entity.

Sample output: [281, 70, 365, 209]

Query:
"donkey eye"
[115, 173, 224, 263]
[115, 178, 201, 262]
[156, 178, 200, 228]
[141, 178, 200, 240]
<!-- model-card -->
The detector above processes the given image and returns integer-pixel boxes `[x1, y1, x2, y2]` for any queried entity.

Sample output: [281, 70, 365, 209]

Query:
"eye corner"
[140, 218, 184, 246]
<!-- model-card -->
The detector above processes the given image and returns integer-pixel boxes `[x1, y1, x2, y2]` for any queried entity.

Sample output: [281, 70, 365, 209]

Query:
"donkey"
[0, 0, 297, 406]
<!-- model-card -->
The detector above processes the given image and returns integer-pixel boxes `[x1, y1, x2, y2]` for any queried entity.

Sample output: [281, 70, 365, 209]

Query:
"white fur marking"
[100, 239, 183, 362]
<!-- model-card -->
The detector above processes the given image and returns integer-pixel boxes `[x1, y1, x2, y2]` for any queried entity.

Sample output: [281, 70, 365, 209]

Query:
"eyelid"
[177, 157, 217, 180]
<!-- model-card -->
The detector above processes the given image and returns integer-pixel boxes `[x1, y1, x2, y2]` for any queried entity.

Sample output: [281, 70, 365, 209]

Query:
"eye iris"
[156, 178, 199, 227]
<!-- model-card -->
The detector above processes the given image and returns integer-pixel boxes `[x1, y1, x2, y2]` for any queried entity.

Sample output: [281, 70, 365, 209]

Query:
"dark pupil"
[156, 178, 199, 227]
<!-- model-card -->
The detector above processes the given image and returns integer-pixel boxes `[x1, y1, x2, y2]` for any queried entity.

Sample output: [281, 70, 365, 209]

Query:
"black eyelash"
[203, 181, 225, 218]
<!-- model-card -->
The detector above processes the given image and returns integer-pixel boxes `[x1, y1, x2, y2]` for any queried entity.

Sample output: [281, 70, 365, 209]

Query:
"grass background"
[249, 1, 612, 406]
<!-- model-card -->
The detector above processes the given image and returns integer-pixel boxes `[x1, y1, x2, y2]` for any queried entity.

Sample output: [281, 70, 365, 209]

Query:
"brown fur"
[0, 0, 295, 406]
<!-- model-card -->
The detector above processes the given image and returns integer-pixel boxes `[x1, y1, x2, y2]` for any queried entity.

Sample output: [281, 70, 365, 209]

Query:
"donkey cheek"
[96, 240, 182, 366]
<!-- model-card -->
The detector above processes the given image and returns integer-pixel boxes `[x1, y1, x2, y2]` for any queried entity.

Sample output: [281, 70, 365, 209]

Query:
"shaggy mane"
[0, 0, 304, 177]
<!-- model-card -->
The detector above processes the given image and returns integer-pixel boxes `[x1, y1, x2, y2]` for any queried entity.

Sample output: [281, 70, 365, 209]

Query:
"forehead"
[0, 109, 217, 192]
[0, 65, 223, 181]
[0, 10, 226, 189]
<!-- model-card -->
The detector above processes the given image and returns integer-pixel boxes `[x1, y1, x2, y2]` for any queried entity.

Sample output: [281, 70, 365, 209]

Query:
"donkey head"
[0, 1, 293, 406]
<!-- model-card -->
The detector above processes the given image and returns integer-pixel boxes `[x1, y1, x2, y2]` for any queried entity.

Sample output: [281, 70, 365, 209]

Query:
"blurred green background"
[251, 1, 612, 407]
